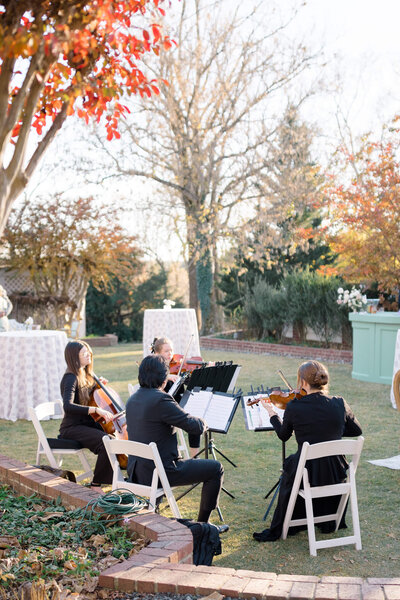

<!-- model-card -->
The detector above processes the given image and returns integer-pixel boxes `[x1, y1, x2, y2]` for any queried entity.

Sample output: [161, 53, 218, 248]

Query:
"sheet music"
[242, 394, 285, 431]
[180, 389, 240, 433]
[182, 389, 213, 419]
[203, 393, 237, 431]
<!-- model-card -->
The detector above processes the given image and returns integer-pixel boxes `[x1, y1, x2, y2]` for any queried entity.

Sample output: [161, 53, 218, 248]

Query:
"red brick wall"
[200, 337, 353, 364]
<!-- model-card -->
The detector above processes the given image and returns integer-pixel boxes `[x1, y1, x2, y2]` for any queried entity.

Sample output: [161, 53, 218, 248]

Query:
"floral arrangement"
[163, 299, 176, 310]
[24, 316, 34, 329]
[337, 287, 367, 312]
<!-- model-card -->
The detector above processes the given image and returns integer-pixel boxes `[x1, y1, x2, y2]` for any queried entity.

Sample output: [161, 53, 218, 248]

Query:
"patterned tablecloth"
[0, 330, 68, 421]
[390, 328, 400, 409]
[143, 308, 200, 358]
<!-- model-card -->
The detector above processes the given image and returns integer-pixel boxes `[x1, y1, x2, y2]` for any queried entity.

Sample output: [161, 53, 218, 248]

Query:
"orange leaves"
[1, 1, 174, 145]
[327, 115, 400, 291]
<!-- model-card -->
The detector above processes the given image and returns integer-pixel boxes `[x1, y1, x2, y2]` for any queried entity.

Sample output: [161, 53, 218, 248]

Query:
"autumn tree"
[0, 0, 172, 238]
[327, 115, 400, 293]
[2, 195, 142, 329]
[89, 0, 315, 331]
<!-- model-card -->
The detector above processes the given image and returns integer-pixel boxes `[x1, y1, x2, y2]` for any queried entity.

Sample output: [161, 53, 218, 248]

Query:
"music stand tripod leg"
[262, 440, 285, 520]
[262, 476, 281, 521]
[207, 440, 235, 499]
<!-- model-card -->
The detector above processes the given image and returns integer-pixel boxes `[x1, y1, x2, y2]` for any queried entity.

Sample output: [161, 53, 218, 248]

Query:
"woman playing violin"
[58, 340, 113, 490]
[253, 360, 362, 542]
[151, 336, 201, 457]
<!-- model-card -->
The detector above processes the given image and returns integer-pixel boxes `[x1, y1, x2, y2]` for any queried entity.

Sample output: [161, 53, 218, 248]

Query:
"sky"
[295, 0, 400, 137]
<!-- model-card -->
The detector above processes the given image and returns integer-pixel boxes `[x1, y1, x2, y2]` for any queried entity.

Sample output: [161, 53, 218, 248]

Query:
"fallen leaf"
[81, 575, 99, 593]
[0, 536, 20, 549]
[96, 555, 120, 571]
[38, 512, 65, 521]
[89, 534, 107, 547]
[63, 560, 77, 570]
[54, 547, 66, 561]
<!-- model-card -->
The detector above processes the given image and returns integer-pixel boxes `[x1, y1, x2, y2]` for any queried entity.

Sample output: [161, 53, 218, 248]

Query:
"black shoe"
[253, 528, 279, 542]
[216, 524, 230, 534]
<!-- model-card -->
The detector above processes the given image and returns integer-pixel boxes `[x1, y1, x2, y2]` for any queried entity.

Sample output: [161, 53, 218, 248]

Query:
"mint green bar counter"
[349, 312, 400, 384]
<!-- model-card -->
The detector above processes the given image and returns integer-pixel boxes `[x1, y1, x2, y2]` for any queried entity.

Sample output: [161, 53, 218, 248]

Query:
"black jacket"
[126, 386, 206, 484]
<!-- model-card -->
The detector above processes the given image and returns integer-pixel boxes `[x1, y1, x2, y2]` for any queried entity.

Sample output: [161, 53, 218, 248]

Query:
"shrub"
[244, 280, 287, 341]
[281, 270, 349, 347]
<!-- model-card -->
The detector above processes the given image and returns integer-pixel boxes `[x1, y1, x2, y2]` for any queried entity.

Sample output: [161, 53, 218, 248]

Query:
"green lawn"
[1, 342, 399, 578]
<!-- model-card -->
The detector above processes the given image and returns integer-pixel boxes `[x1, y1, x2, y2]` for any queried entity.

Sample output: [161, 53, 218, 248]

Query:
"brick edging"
[1, 455, 398, 599]
[200, 337, 353, 364]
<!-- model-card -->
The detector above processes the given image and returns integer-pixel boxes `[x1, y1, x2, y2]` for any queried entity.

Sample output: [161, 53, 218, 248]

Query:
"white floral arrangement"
[24, 316, 34, 329]
[337, 287, 367, 312]
[163, 299, 176, 310]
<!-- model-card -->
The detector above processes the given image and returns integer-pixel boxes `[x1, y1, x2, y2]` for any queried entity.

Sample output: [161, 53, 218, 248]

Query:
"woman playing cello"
[253, 360, 362, 542]
[58, 340, 113, 490]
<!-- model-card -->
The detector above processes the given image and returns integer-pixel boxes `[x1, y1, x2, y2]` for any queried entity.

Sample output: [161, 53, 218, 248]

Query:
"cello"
[89, 374, 128, 468]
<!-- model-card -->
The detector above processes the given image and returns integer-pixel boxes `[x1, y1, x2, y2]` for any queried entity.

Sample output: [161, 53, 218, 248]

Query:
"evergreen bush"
[244, 280, 287, 340]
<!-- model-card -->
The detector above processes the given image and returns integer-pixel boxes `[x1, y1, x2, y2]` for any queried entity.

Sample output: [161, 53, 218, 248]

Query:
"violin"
[246, 386, 307, 410]
[89, 375, 128, 469]
[169, 354, 211, 375]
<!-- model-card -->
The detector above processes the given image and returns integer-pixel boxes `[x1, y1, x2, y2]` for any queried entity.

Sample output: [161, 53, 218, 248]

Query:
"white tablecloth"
[0, 330, 68, 421]
[143, 309, 200, 357]
[390, 329, 400, 409]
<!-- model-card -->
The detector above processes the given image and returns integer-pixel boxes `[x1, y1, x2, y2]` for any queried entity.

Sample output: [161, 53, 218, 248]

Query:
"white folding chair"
[282, 436, 364, 556]
[103, 437, 182, 518]
[176, 428, 190, 459]
[29, 402, 93, 482]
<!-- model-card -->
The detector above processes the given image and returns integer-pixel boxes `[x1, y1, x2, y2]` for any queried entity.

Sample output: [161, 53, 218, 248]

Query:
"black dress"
[254, 392, 362, 541]
[58, 373, 113, 485]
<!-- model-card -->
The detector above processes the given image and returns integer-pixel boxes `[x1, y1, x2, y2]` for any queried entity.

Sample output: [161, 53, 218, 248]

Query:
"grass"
[0, 342, 399, 578]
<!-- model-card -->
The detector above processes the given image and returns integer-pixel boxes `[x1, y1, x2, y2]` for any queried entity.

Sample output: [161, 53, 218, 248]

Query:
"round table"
[143, 308, 200, 357]
[0, 330, 68, 421]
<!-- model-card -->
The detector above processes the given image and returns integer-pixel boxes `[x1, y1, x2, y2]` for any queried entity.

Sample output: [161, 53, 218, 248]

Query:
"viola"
[90, 375, 128, 469]
[169, 354, 211, 375]
[246, 387, 307, 410]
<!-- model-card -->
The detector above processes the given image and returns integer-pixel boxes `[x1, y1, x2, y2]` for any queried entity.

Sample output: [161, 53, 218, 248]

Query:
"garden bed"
[0, 483, 146, 599]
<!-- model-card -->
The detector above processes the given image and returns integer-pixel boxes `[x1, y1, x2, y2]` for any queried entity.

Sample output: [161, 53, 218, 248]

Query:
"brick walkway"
[1, 454, 399, 599]
[200, 337, 353, 364]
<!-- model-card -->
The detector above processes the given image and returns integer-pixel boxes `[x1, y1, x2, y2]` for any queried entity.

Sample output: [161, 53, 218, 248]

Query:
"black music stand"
[176, 388, 241, 521]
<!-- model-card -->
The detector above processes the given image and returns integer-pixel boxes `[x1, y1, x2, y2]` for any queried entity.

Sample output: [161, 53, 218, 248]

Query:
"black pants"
[59, 423, 113, 485]
[166, 458, 224, 522]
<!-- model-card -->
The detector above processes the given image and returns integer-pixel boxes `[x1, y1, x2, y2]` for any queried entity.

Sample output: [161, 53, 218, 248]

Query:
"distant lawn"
[1, 342, 399, 578]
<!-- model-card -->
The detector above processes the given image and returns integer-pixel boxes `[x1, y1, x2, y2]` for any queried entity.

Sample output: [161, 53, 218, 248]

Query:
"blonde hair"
[150, 337, 172, 354]
[64, 340, 95, 405]
[298, 360, 329, 392]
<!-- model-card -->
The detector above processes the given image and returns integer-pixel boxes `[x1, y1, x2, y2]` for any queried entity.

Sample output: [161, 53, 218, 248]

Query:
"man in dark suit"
[126, 354, 224, 523]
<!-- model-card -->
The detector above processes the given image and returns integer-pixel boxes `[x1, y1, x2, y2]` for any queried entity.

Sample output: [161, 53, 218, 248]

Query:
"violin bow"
[177, 334, 194, 378]
[277, 369, 293, 391]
